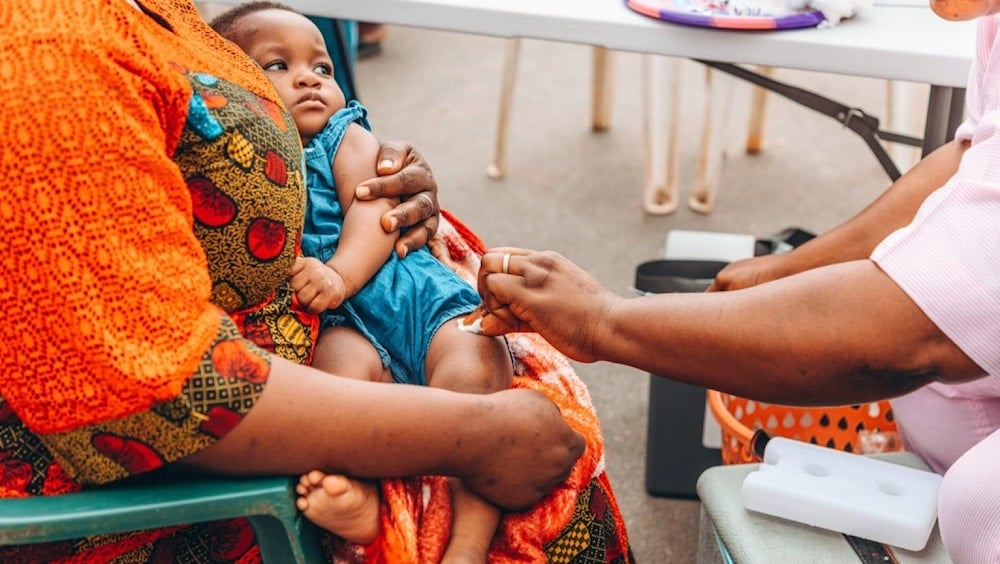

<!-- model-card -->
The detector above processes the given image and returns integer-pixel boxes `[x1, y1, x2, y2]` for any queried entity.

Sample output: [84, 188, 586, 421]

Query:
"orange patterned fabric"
[0, 0, 318, 488]
[0, 0, 308, 433]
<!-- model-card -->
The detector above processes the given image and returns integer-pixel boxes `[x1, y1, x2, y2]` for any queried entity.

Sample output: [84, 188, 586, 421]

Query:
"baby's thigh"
[312, 326, 390, 382]
[938, 428, 1000, 562]
[425, 322, 513, 394]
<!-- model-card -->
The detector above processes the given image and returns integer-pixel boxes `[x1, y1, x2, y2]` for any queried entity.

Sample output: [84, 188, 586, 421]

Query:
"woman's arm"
[710, 138, 969, 291]
[180, 357, 585, 511]
[475, 249, 984, 406]
[605, 261, 982, 404]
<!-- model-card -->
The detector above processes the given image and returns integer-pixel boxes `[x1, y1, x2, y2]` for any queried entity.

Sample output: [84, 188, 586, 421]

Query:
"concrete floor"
[354, 24, 920, 562]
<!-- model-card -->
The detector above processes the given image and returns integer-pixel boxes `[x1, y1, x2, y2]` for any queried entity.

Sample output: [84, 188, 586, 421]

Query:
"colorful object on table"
[625, 0, 825, 30]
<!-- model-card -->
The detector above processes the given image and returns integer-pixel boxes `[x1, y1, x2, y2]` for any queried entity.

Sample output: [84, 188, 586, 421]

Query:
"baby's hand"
[290, 256, 348, 313]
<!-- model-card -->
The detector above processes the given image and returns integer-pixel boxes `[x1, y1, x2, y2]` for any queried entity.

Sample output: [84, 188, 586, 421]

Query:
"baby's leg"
[442, 480, 503, 564]
[297, 327, 387, 543]
[312, 326, 392, 382]
[425, 322, 513, 394]
[427, 323, 514, 563]
[296, 471, 380, 545]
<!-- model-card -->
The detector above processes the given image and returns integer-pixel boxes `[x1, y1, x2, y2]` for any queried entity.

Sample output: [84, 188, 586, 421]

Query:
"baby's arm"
[328, 123, 400, 297]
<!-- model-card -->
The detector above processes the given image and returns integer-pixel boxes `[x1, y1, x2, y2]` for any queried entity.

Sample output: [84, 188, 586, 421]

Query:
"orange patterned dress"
[1, 0, 316, 560]
[0, 0, 631, 562]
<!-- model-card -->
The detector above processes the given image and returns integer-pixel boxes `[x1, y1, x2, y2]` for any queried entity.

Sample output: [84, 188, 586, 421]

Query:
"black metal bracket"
[695, 60, 925, 181]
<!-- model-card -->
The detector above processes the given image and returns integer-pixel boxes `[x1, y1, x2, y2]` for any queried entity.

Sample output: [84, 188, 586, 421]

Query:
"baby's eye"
[313, 63, 333, 76]
[262, 61, 288, 71]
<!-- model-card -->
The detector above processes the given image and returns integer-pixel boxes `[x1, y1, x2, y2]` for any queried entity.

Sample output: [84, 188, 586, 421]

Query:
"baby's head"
[211, 1, 346, 144]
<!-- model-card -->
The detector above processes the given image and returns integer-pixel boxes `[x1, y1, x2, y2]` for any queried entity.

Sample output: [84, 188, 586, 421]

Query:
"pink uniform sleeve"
[872, 17, 1000, 378]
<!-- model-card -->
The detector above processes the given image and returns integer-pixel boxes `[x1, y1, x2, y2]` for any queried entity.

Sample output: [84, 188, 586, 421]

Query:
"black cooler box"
[635, 259, 727, 498]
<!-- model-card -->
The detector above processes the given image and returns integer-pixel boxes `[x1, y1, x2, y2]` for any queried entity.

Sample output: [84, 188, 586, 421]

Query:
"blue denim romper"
[301, 102, 480, 385]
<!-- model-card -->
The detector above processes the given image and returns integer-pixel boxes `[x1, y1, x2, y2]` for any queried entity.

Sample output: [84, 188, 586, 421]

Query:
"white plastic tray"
[741, 437, 942, 551]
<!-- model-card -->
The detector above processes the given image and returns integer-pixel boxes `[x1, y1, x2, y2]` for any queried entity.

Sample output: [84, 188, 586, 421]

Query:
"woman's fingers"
[477, 248, 522, 310]
[475, 248, 610, 363]
[373, 140, 407, 176]
[385, 196, 438, 257]
[474, 248, 536, 335]
[358, 140, 440, 257]
[358, 140, 436, 203]
[477, 247, 525, 288]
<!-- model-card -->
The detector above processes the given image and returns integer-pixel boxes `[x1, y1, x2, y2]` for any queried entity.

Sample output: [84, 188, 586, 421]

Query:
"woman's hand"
[356, 140, 439, 258]
[474, 247, 619, 363]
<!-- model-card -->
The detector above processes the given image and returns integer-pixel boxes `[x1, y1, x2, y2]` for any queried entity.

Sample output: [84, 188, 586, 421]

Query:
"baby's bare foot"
[295, 470, 380, 544]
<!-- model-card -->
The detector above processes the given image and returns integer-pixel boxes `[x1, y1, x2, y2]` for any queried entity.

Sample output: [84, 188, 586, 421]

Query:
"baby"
[211, 4, 513, 562]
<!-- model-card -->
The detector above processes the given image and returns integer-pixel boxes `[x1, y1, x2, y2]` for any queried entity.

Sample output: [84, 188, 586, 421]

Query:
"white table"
[289, 0, 976, 154]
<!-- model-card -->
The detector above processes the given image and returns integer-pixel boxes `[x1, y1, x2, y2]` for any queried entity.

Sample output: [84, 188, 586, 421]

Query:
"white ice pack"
[741, 437, 942, 551]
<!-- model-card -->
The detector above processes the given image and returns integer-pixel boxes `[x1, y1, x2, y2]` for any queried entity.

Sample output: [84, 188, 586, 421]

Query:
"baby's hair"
[209, 1, 300, 40]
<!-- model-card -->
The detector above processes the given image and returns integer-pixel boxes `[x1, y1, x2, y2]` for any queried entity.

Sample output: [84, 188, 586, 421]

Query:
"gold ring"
[501, 252, 511, 274]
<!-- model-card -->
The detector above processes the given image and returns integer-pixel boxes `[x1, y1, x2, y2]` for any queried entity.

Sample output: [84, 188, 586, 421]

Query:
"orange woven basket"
[707, 390, 901, 464]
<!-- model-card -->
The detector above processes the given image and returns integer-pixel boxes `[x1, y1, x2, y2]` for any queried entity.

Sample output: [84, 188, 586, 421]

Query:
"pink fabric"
[890, 384, 1000, 473]
[937, 428, 1000, 564]
[871, 16, 1000, 562]
[873, 16, 1000, 378]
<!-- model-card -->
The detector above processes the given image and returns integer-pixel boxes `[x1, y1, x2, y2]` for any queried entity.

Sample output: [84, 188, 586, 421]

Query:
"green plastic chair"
[0, 475, 326, 563]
